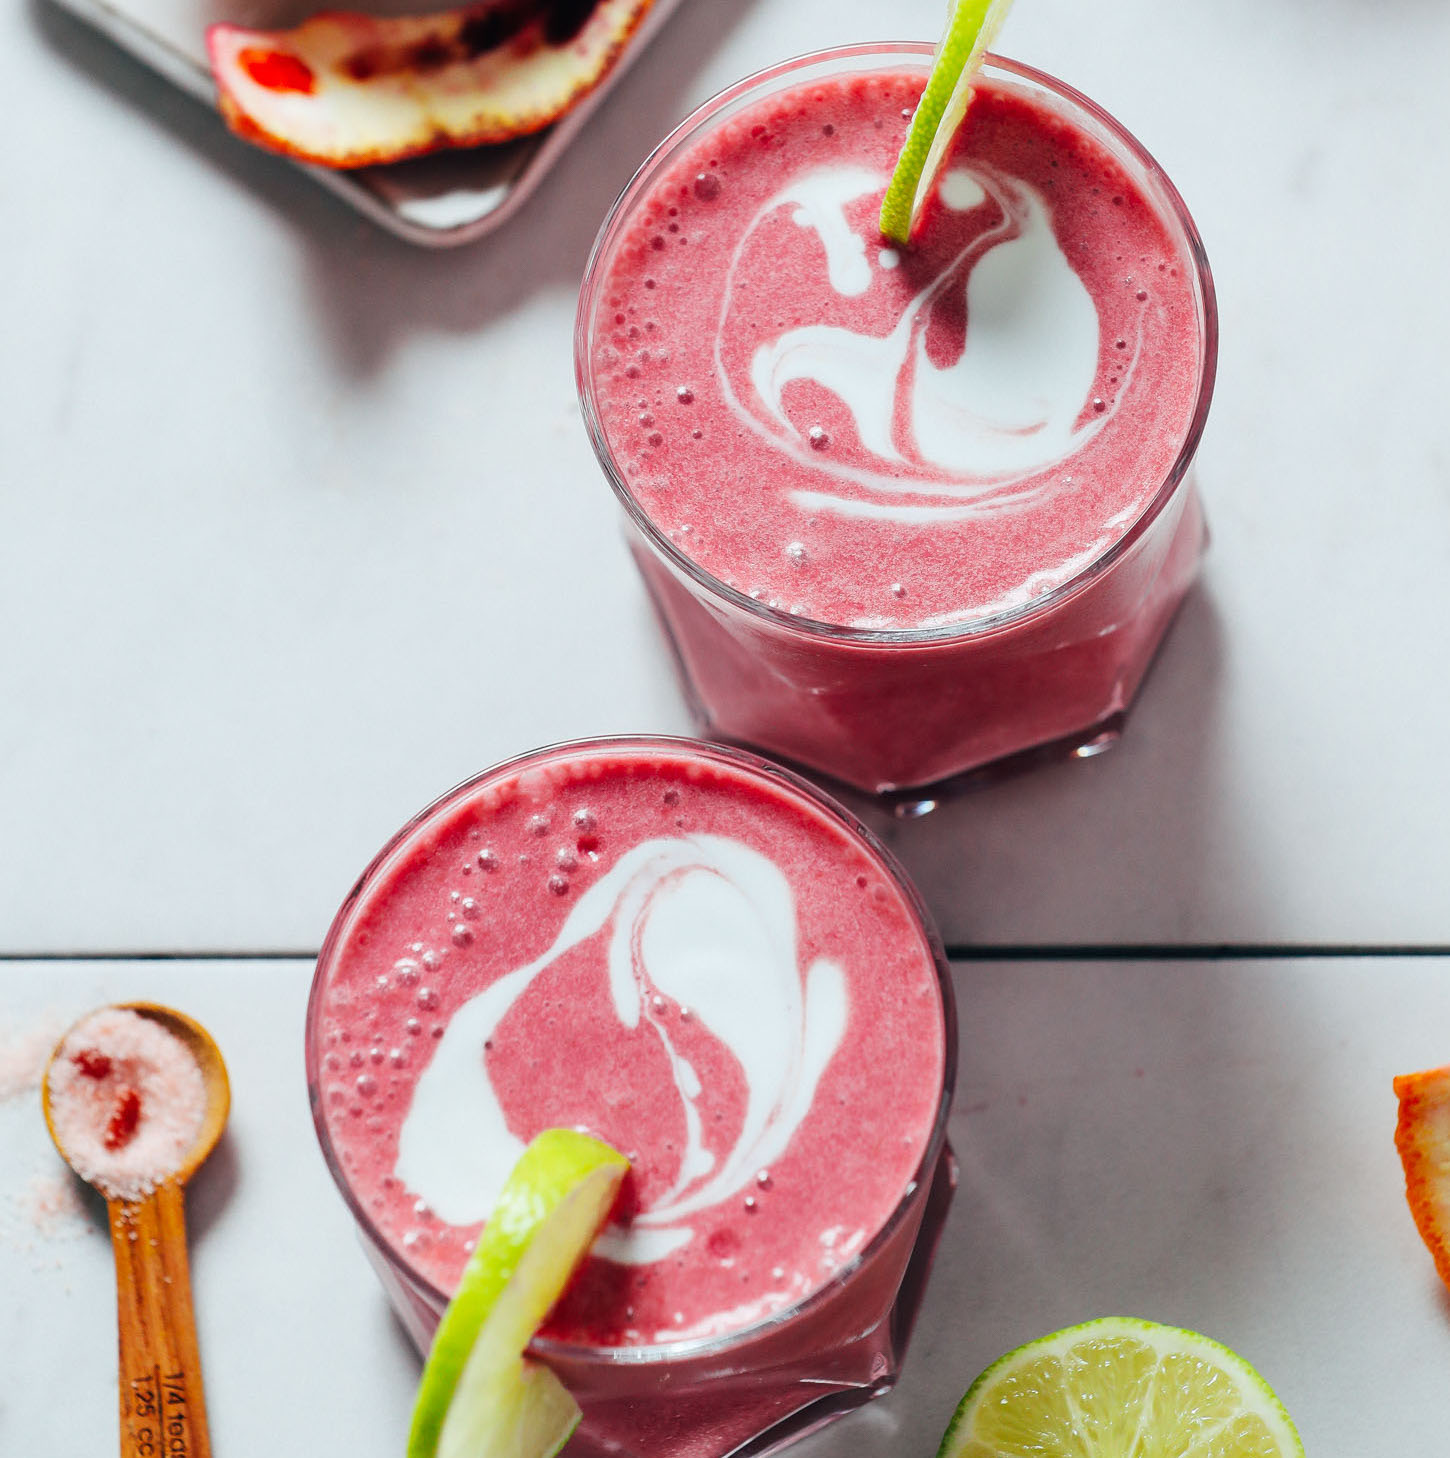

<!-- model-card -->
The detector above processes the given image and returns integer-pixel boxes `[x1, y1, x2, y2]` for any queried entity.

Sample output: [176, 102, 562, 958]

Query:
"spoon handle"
[108, 1183, 212, 1458]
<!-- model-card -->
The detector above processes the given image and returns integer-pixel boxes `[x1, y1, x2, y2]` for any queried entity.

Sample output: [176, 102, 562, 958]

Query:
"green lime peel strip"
[407, 1129, 629, 1458]
[879, 0, 1017, 245]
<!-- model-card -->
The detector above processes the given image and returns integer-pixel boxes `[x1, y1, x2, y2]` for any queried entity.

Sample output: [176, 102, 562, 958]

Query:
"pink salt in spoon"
[42, 1002, 230, 1458]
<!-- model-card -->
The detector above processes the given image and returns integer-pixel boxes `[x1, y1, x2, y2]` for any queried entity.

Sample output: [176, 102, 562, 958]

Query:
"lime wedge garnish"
[880, 0, 1017, 244]
[938, 1317, 1304, 1458]
[407, 1129, 629, 1458]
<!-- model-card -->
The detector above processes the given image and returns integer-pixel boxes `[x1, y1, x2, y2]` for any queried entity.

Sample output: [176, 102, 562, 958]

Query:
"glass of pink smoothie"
[306, 736, 955, 1458]
[576, 45, 1218, 794]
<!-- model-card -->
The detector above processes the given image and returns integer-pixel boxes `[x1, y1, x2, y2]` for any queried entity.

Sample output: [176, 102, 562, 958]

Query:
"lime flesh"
[939, 1318, 1304, 1458]
[407, 1129, 629, 1458]
[880, 0, 1017, 244]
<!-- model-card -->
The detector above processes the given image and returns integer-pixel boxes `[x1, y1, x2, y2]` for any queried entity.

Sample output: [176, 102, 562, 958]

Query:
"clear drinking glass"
[306, 736, 958, 1458]
[576, 46, 1218, 795]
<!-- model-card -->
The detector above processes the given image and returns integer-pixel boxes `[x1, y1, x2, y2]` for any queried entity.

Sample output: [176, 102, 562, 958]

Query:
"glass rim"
[305, 733, 958, 1366]
[575, 42, 1219, 646]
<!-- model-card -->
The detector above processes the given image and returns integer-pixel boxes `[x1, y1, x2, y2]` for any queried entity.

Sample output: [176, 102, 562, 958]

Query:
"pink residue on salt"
[45, 1009, 206, 1202]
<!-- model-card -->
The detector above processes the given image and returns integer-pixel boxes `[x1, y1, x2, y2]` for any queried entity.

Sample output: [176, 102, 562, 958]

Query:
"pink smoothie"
[308, 740, 949, 1354]
[579, 49, 1215, 790]
[591, 66, 1200, 627]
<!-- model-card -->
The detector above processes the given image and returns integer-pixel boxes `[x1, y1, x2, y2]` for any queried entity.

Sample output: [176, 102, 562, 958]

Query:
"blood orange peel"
[1393, 1063, 1450, 1289]
[208, 0, 654, 169]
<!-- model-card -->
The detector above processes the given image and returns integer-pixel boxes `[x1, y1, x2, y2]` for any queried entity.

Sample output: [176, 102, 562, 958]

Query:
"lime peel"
[407, 1128, 630, 1458]
[880, 0, 1016, 245]
[938, 1317, 1304, 1458]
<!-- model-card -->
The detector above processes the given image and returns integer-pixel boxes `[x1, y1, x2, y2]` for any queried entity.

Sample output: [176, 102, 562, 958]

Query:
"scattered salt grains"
[0, 1169, 92, 1255]
[22, 1172, 88, 1236]
[0, 1011, 71, 1104]
[45, 1009, 207, 1202]
[0, 1009, 95, 1259]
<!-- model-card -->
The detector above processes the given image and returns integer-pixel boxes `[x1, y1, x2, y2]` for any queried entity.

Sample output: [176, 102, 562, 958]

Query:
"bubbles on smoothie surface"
[590, 66, 1201, 630]
[314, 749, 945, 1347]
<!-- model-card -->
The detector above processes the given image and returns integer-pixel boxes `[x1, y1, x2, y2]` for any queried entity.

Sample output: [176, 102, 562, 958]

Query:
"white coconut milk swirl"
[396, 835, 848, 1264]
[715, 165, 1143, 524]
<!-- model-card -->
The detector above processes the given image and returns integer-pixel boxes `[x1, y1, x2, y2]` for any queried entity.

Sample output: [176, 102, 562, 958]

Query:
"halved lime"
[407, 1128, 629, 1458]
[939, 1317, 1304, 1458]
[880, 0, 1017, 244]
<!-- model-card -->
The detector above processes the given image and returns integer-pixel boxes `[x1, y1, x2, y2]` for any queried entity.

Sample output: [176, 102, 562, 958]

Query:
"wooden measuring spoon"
[42, 1002, 230, 1458]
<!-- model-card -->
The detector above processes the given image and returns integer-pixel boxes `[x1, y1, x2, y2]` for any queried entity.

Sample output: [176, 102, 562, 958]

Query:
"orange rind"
[207, 0, 653, 168]
[1393, 1063, 1450, 1288]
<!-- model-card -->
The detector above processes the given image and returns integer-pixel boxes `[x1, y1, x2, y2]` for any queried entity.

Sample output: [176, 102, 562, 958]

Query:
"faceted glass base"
[634, 481, 1205, 797]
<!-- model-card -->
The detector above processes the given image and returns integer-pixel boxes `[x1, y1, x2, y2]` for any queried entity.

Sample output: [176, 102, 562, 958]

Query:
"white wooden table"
[5, 959, 1449, 1451]
[4, 0, 1450, 1451]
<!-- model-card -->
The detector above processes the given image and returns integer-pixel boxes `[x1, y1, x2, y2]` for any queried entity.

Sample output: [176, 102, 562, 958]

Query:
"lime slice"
[407, 1129, 629, 1458]
[880, 0, 1017, 244]
[939, 1318, 1304, 1458]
